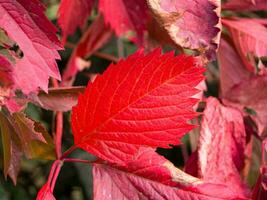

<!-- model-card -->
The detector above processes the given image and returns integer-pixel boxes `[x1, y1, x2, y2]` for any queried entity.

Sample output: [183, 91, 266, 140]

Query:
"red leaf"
[0, 55, 13, 88]
[62, 15, 112, 84]
[98, 0, 149, 43]
[0, 0, 62, 94]
[93, 148, 248, 200]
[36, 183, 56, 200]
[0, 55, 14, 106]
[71, 49, 204, 164]
[223, 0, 267, 11]
[58, 0, 94, 44]
[222, 18, 267, 72]
[148, 0, 221, 60]
[197, 97, 249, 197]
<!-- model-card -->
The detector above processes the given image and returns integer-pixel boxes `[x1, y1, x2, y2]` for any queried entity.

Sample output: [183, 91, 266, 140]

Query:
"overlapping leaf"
[217, 38, 250, 95]
[0, 55, 14, 106]
[0, 112, 22, 184]
[218, 39, 267, 135]
[197, 97, 248, 197]
[223, 0, 267, 11]
[36, 87, 85, 111]
[222, 18, 267, 72]
[71, 49, 204, 164]
[148, 0, 221, 60]
[93, 148, 248, 200]
[0, 0, 61, 94]
[0, 111, 55, 183]
[58, 0, 95, 43]
[98, 0, 149, 43]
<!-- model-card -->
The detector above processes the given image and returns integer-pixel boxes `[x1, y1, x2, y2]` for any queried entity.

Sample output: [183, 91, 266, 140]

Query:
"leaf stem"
[60, 146, 77, 160]
[93, 51, 119, 63]
[50, 161, 63, 192]
[63, 158, 96, 165]
[55, 111, 63, 158]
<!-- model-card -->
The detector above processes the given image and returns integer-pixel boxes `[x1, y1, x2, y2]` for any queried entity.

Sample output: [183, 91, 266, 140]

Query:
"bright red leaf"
[148, 0, 221, 60]
[93, 148, 248, 200]
[58, 0, 95, 44]
[0, 0, 62, 94]
[98, 0, 149, 43]
[197, 97, 249, 197]
[222, 18, 267, 72]
[71, 49, 204, 164]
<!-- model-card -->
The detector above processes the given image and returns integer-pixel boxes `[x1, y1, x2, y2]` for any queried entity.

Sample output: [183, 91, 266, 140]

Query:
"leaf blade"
[71, 49, 205, 164]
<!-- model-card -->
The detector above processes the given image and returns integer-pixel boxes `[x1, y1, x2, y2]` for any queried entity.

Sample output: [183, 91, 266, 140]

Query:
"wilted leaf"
[12, 112, 55, 160]
[0, 0, 62, 94]
[71, 49, 204, 164]
[148, 0, 221, 60]
[62, 15, 112, 84]
[58, 0, 95, 43]
[0, 111, 22, 184]
[98, 0, 149, 43]
[93, 148, 248, 200]
[37, 86, 85, 111]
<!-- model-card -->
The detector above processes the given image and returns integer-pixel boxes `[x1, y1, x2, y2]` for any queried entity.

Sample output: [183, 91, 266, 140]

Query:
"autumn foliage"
[0, 0, 267, 199]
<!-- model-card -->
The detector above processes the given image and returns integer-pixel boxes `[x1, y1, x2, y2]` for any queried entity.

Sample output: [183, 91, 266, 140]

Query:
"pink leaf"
[58, 0, 95, 44]
[36, 183, 56, 200]
[224, 75, 267, 135]
[148, 0, 221, 60]
[217, 38, 250, 96]
[0, 0, 62, 94]
[197, 97, 249, 197]
[62, 15, 112, 84]
[71, 49, 204, 164]
[222, 18, 267, 72]
[98, 0, 149, 43]
[223, 0, 267, 11]
[93, 148, 248, 200]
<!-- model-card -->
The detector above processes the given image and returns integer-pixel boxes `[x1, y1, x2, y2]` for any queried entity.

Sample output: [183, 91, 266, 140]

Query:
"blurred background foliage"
[0, 0, 266, 199]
